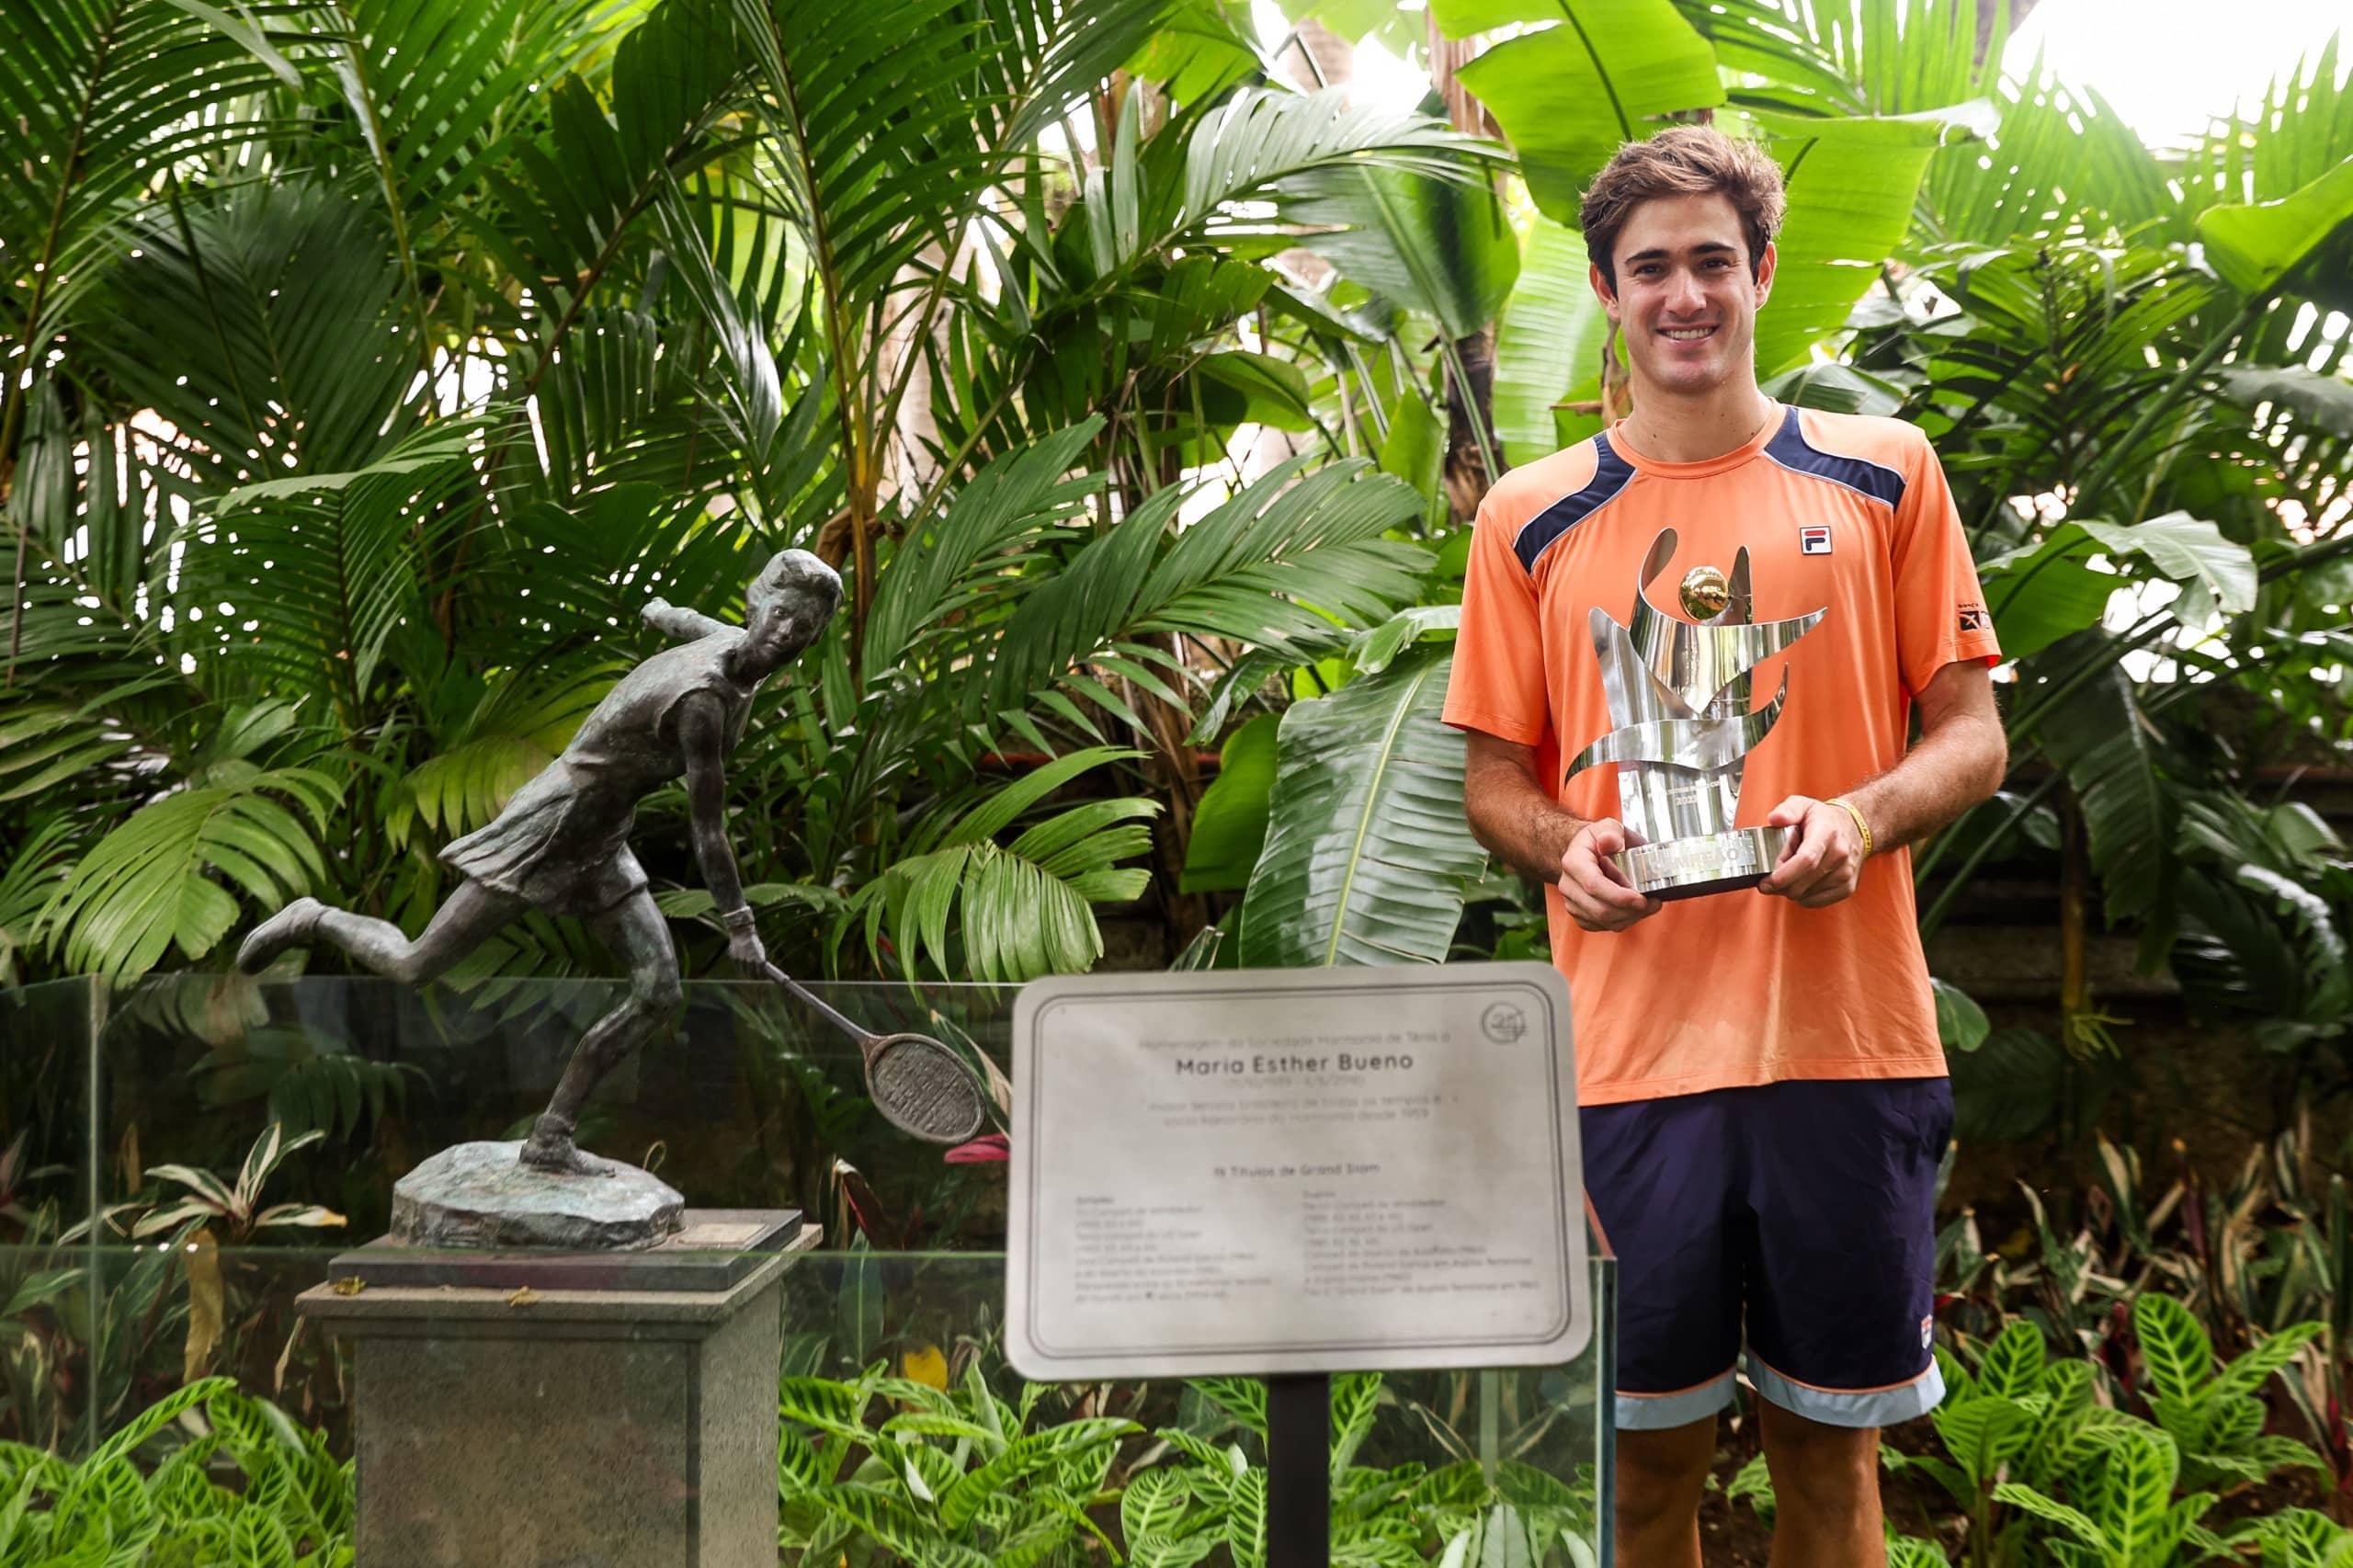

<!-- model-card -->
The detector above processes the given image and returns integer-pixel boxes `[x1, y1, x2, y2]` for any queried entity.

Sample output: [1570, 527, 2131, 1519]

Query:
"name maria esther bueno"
[1174, 1051, 1417, 1076]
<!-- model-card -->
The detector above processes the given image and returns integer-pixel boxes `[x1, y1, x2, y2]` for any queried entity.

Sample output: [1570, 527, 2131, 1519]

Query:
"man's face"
[1593, 193, 1775, 401]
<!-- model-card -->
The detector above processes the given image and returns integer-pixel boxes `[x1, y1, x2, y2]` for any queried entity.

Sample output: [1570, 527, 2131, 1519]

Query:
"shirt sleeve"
[1442, 492, 1550, 744]
[1891, 429, 2003, 699]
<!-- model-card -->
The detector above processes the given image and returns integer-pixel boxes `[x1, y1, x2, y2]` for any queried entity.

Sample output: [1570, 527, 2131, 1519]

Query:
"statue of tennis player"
[238, 549, 844, 1176]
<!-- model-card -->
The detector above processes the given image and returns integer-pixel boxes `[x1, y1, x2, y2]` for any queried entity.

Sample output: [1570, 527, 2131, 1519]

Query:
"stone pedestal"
[300, 1213, 812, 1568]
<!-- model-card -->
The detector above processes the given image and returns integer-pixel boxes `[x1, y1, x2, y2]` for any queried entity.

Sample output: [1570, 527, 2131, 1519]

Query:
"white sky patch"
[2006, 0, 2347, 150]
[1253, 0, 2347, 155]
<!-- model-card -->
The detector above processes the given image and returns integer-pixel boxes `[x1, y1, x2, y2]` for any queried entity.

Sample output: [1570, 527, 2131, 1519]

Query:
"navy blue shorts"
[1583, 1077, 1951, 1431]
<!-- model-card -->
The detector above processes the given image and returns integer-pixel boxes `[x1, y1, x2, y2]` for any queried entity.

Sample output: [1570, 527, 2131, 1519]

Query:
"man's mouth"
[1660, 325, 1717, 342]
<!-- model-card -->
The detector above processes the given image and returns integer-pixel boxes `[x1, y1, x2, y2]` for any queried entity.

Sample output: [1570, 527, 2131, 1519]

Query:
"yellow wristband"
[1830, 797, 1874, 858]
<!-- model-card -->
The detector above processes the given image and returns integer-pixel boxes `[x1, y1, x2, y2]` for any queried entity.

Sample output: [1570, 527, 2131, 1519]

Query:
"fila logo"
[1800, 526, 1833, 555]
[1921, 1314, 1935, 1348]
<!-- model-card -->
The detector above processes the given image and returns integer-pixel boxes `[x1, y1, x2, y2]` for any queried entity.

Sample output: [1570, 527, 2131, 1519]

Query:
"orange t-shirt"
[1442, 403, 2002, 1106]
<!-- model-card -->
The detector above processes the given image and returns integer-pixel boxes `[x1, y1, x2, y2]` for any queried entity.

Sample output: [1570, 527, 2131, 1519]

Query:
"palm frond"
[42, 764, 343, 979]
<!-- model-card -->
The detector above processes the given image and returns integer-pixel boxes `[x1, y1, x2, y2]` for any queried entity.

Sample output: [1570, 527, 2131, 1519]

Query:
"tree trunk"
[1427, 16, 1503, 509]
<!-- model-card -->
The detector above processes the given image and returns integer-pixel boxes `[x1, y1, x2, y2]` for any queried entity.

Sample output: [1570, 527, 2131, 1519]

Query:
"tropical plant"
[0, 1378, 354, 1565]
[777, 1359, 1141, 1565]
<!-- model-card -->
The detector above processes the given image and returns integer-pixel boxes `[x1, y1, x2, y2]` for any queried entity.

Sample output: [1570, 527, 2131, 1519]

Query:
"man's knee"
[1760, 1404, 1880, 1506]
[1617, 1420, 1715, 1526]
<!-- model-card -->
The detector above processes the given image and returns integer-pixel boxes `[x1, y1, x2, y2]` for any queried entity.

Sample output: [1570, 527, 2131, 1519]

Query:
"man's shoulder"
[1780, 406, 1931, 470]
[1480, 438, 1609, 528]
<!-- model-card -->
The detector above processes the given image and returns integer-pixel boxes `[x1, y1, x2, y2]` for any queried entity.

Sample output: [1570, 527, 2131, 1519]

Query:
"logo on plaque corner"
[1481, 1003, 1528, 1044]
[1799, 525, 1832, 556]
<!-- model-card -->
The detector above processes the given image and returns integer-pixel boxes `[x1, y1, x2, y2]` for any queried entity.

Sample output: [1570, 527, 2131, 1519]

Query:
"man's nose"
[1665, 269, 1707, 313]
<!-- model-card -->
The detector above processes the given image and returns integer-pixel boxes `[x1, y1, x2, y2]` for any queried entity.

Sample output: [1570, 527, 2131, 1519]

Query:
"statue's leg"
[238, 881, 522, 978]
[519, 891, 681, 1175]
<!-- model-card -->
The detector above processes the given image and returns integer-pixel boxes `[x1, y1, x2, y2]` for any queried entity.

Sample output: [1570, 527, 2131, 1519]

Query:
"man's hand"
[1756, 795, 1868, 907]
[1558, 818, 1663, 932]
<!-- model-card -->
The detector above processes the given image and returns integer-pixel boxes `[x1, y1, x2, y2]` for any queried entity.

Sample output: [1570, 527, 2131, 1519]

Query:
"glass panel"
[1, 975, 1616, 1562]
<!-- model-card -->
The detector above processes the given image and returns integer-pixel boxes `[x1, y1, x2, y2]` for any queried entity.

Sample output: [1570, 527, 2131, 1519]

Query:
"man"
[1443, 127, 2006, 1566]
[238, 549, 843, 1176]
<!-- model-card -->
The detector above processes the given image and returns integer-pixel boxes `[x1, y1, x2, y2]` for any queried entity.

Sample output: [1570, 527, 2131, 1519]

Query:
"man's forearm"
[1463, 740, 1591, 885]
[1841, 706, 2006, 854]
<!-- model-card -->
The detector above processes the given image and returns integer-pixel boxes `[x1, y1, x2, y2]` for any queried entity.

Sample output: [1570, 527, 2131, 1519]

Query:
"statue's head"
[741, 549, 843, 672]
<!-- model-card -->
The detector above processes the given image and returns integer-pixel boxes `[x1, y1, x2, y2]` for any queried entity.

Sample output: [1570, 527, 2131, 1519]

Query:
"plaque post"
[1266, 1373, 1332, 1567]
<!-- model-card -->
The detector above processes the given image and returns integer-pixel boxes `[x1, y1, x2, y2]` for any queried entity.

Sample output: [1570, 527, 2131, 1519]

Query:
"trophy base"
[1615, 825, 1792, 901]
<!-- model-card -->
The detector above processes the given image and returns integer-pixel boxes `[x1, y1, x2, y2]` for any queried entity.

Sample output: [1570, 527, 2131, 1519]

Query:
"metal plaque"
[1007, 964, 1588, 1381]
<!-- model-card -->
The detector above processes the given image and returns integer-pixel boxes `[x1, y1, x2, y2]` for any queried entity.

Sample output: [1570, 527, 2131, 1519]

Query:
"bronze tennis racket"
[759, 961, 989, 1144]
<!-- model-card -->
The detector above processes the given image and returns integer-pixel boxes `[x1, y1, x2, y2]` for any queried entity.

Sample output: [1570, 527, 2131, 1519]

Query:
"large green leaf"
[1491, 218, 1610, 466]
[1977, 512, 2258, 659]
[1438, 0, 1726, 228]
[1288, 167, 1520, 342]
[1182, 714, 1279, 894]
[2036, 662, 2177, 949]
[1239, 648, 1488, 967]
[2197, 156, 2353, 302]
[2219, 366, 2353, 439]
[1748, 103, 1997, 376]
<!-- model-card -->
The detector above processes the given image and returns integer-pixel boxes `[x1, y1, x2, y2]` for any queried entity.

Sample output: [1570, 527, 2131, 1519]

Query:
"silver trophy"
[1566, 528, 1825, 899]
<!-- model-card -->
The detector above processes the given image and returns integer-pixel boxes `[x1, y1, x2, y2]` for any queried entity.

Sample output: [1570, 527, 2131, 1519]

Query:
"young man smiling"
[1443, 128, 2007, 1565]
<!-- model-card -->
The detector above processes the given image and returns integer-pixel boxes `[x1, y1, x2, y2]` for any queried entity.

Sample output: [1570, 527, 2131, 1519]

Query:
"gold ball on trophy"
[1679, 564, 1732, 620]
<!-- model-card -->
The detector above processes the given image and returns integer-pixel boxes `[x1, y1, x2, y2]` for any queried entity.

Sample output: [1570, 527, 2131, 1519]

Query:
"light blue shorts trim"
[1613, 1367, 1736, 1431]
[1745, 1351, 1945, 1429]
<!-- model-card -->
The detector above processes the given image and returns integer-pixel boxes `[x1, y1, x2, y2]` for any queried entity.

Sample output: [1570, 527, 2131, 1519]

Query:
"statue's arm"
[642, 598, 730, 643]
[676, 692, 765, 972]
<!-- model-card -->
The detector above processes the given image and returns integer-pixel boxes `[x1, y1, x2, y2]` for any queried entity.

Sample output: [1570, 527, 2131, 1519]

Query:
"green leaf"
[1379, 391, 1445, 505]
[44, 768, 341, 979]
[1195, 351, 1315, 433]
[1184, 714, 1279, 894]
[1974, 1320, 2046, 1399]
[1491, 218, 1611, 466]
[1931, 1396, 2034, 1487]
[1290, 167, 1520, 342]
[1979, 513, 2257, 659]
[1762, 361, 1908, 416]
[1931, 978, 1990, 1053]
[2196, 157, 2353, 301]
[1990, 1483, 2109, 1554]
[2218, 367, 2353, 438]
[1239, 650, 1489, 967]
[936, 1418, 1141, 1533]
[1440, 0, 1726, 228]
[1748, 103, 1997, 376]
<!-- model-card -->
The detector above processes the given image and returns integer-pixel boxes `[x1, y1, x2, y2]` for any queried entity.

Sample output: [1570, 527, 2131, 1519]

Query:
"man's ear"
[1754, 240, 1777, 308]
[1589, 261, 1620, 322]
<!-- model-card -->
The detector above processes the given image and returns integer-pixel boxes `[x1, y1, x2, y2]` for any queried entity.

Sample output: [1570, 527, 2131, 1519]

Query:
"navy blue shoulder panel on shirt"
[1511, 434, 1636, 573]
[1761, 406, 1905, 508]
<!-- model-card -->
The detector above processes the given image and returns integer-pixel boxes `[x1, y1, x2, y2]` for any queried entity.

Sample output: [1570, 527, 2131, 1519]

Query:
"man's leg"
[521, 890, 680, 1174]
[1758, 1401, 1882, 1566]
[1617, 1420, 1717, 1568]
[237, 881, 523, 981]
[1742, 1076, 1953, 1566]
[1583, 1090, 1744, 1568]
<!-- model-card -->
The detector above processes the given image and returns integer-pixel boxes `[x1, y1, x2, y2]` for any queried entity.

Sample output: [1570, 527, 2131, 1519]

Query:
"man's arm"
[676, 692, 767, 973]
[1756, 658, 2007, 907]
[643, 597, 731, 643]
[1463, 731, 1661, 932]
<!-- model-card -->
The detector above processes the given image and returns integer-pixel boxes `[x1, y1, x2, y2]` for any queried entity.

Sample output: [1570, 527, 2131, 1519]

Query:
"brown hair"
[1580, 126, 1787, 289]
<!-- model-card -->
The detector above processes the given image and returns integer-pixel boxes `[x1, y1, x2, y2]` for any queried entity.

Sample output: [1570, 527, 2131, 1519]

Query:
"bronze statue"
[238, 549, 844, 1176]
